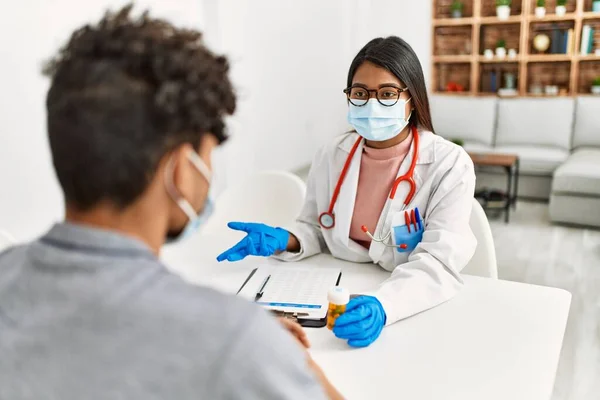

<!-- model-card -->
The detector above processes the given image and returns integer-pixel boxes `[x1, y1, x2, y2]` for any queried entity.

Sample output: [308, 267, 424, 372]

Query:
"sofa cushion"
[462, 141, 494, 153]
[550, 195, 600, 227]
[430, 95, 497, 146]
[552, 148, 600, 196]
[496, 98, 574, 150]
[573, 97, 600, 149]
[494, 145, 569, 176]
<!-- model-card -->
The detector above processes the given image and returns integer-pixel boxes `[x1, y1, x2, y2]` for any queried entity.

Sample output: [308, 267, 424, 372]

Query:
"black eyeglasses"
[343, 85, 409, 107]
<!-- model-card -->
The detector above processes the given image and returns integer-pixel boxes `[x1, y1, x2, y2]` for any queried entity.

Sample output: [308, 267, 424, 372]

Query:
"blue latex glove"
[216, 222, 290, 262]
[333, 295, 386, 348]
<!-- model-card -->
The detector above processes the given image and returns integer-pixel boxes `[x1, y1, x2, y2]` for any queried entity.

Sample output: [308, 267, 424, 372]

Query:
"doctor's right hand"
[216, 222, 291, 262]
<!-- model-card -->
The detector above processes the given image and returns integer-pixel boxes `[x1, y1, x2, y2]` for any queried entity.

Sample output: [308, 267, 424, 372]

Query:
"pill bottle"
[326, 287, 350, 330]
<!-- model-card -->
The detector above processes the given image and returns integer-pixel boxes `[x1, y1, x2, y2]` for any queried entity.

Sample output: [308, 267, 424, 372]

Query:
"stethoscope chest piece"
[319, 212, 335, 229]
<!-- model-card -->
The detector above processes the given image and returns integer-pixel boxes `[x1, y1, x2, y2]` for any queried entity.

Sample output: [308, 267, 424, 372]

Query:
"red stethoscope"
[318, 125, 419, 239]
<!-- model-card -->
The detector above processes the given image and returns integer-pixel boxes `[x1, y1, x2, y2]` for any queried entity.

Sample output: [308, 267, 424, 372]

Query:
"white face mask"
[347, 98, 412, 141]
[165, 151, 213, 243]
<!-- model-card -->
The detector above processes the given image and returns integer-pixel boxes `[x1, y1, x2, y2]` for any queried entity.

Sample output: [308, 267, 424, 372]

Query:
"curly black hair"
[44, 4, 236, 210]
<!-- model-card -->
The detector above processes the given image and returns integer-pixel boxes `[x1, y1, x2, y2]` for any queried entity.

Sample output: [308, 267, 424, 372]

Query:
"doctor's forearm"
[275, 221, 324, 259]
[286, 232, 301, 253]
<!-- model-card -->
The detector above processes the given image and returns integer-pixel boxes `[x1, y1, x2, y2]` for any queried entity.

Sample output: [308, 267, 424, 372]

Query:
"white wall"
[351, 0, 432, 85]
[0, 0, 204, 241]
[211, 0, 432, 181]
[0, 0, 431, 241]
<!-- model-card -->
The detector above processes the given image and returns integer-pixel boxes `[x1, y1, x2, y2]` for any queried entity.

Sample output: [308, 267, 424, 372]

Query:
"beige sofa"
[430, 95, 600, 228]
[549, 98, 600, 227]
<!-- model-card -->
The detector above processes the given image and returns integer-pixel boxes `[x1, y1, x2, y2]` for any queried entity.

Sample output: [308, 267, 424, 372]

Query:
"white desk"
[162, 234, 571, 400]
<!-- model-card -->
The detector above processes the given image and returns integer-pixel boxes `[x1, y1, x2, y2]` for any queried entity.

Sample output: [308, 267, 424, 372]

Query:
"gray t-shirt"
[0, 223, 326, 400]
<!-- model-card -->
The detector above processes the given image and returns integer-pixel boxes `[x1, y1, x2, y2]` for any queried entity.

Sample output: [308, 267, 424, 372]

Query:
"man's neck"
[65, 203, 166, 256]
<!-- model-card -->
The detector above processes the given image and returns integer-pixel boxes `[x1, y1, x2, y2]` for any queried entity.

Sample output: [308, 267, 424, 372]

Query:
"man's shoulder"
[130, 266, 267, 333]
[139, 274, 328, 399]
[0, 244, 29, 279]
[0, 243, 28, 260]
[0, 242, 326, 399]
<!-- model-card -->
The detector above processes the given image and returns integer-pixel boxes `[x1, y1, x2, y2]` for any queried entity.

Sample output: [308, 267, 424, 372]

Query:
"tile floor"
[488, 202, 600, 400]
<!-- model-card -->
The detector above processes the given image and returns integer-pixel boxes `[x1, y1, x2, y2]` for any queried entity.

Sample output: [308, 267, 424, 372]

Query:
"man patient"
[0, 5, 342, 400]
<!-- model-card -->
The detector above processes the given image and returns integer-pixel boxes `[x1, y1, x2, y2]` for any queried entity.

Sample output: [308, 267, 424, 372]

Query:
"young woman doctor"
[217, 36, 476, 348]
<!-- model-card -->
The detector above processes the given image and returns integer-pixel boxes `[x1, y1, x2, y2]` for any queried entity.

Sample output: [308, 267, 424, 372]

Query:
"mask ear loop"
[186, 150, 213, 216]
[164, 155, 197, 221]
[187, 150, 212, 184]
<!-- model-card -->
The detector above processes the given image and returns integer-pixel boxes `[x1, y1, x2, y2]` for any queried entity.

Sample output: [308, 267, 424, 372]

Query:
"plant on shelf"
[451, 0, 464, 18]
[496, 0, 511, 20]
[496, 39, 507, 58]
[535, 0, 546, 18]
[555, 0, 567, 17]
[592, 77, 600, 95]
[450, 138, 464, 147]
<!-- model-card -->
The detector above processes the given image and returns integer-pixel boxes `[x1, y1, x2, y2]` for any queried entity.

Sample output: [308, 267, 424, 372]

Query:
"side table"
[468, 152, 520, 223]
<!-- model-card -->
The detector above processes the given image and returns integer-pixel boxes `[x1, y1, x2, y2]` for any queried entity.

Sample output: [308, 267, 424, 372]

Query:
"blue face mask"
[168, 197, 214, 243]
[165, 151, 214, 244]
[347, 98, 412, 142]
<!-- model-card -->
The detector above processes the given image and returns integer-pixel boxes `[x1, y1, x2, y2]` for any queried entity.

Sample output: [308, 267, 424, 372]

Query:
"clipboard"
[237, 265, 342, 328]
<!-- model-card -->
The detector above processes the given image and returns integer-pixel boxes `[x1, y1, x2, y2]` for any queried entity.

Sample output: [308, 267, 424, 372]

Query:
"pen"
[404, 211, 411, 233]
[254, 275, 271, 302]
[415, 207, 422, 230]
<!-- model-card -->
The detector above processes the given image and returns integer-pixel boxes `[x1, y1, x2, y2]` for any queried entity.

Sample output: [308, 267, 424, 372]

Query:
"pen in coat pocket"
[411, 209, 418, 232]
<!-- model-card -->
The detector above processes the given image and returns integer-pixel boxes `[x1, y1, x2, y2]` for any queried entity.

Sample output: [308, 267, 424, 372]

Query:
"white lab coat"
[276, 128, 477, 325]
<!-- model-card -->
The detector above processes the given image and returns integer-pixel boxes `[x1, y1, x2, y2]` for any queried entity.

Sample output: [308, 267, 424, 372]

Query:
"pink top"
[349, 134, 412, 249]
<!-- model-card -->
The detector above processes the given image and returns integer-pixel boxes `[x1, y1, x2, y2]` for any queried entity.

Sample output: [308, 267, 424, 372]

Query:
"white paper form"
[237, 265, 341, 320]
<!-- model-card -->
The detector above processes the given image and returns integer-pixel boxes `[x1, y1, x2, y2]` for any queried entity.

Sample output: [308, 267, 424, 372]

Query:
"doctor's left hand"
[216, 222, 290, 262]
[333, 295, 386, 348]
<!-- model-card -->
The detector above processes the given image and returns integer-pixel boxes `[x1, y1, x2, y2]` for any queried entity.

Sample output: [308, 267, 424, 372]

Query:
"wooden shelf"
[480, 15, 522, 25]
[434, 17, 475, 26]
[522, 93, 573, 98]
[479, 56, 521, 62]
[433, 55, 474, 63]
[577, 57, 600, 93]
[434, 91, 474, 96]
[527, 54, 574, 62]
[581, 12, 600, 20]
[433, 0, 475, 20]
[431, 0, 595, 96]
[528, 13, 577, 22]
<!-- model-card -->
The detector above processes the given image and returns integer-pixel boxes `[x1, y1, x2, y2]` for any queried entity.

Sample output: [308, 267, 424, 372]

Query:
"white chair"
[0, 230, 15, 253]
[202, 170, 307, 237]
[462, 198, 498, 279]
